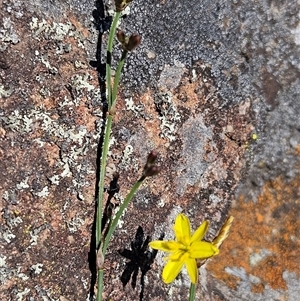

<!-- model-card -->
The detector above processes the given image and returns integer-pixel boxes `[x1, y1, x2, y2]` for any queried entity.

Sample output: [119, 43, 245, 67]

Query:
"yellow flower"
[149, 214, 219, 284]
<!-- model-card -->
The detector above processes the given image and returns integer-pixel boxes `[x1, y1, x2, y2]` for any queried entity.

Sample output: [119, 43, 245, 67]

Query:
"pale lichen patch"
[40, 55, 58, 74]
[225, 267, 261, 288]
[70, 73, 95, 92]
[29, 16, 85, 48]
[30, 263, 43, 275]
[16, 177, 30, 190]
[124, 97, 144, 117]
[6, 216, 23, 228]
[0, 84, 13, 98]
[120, 144, 134, 169]
[2, 230, 15, 243]
[0, 255, 7, 268]
[66, 215, 85, 233]
[16, 266, 29, 281]
[249, 249, 272, 267]
[33, 186, 50, 198]
[48, 175, 60, 185]
[0, 16, 20, 46]
[154, 91, 181, 142]
[16, 288, 30, 301]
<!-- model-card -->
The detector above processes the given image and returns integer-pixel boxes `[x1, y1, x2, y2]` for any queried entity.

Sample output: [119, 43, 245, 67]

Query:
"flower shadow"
[118, 226, 164, 301]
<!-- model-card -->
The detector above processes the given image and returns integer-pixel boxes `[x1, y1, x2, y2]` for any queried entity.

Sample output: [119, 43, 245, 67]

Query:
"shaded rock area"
[0, 0, 299, 300]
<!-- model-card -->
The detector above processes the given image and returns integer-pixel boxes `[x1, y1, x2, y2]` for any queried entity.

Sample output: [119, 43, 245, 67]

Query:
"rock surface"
[0, 0, 299, 300]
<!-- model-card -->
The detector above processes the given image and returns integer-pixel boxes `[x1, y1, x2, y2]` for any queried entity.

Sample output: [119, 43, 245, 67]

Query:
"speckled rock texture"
[0, 0, 299, 300]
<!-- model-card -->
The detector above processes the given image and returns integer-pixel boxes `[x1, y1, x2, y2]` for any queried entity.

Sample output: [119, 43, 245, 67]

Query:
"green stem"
[96, 16, 122, 301]
[96, 114, 113, 248]
[102, 176, 146, 255]
[98, 45, 128, 256]
[97, 269, 104, 301]
[111, 50, 128, 109]
[189, 282, 196, 301]
[95, 116, 112, 300]
[106, 12, 121, 109]
[96, 10, 129, 301]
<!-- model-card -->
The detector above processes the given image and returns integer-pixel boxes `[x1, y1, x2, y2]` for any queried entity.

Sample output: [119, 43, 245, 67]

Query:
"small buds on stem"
[117, 30, 142, 52]
[110, 31, 141, 111]
[142, 150, 161, 178]
[126, 34, 142, 51]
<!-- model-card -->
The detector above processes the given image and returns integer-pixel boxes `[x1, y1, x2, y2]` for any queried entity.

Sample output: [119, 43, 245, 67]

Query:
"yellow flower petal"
[189, 241, 219, 258]
[149, 240, 180, 252]
[190, 220, 209, 243]
[185, 257, 198, 284]
[174, 214, 191, 245]
[169, 250, 185, 261]
[162, 259, 185, 283]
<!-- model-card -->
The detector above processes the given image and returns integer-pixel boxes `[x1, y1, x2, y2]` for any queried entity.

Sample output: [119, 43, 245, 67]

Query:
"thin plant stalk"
[111, 50, 128, 109]
[189, 282, 196, 301]
[95, 6, 146, 301]
[97, 269, 104, 301]
[96, 114, 113, 247]
[95, 115, 113, 301]
[96, 11, 122, 251]
[95, 12, 122, 301]
[95, 12, 133, 301]
[96, 42, 129, 249]
[106, 12, 122, 109]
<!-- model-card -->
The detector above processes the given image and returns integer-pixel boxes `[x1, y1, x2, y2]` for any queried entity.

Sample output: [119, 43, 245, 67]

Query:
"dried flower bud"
[115, 0, 133, 12]
[117, 31, 141, 52]
[197, 216, 234, 268]
[116, 30, 127, 45]
[143, 150, 160, 177]
[144, 166, 161, 177]
[212, 216, 234, 248]
[146, 150, 159, 166]
[125, 33, 141, 51]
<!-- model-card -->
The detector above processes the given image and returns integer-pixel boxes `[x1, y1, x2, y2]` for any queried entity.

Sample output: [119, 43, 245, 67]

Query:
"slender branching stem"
[96, 12, 128, 301]
[96, 36, 129, 251]
[96, 10, 121, 252]
[96, 9, 144, 301]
